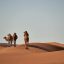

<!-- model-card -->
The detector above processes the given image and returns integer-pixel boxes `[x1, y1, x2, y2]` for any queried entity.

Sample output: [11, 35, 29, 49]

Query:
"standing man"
[13, 33, 18, 47]
[24, 31, 29, 49]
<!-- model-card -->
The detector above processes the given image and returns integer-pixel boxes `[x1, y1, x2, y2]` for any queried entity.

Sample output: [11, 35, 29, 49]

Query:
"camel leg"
[11, 41, 12, 46]
[8, 41, 10, 47]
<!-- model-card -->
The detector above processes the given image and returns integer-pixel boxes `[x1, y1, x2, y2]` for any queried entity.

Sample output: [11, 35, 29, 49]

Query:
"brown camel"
[3, 34, 13, 47]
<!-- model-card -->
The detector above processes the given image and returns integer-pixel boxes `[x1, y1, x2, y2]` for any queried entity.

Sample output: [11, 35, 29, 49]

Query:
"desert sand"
[0, 42, 64, 64]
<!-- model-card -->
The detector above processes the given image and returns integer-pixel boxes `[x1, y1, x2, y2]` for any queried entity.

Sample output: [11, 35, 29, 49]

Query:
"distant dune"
[0, 42, 64, 64]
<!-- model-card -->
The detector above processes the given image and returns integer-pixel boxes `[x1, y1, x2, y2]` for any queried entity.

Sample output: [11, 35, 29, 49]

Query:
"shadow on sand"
[0, 43, 14, 47]
[0, 43, 8, 47]
[28, 43, 64, 52]
[0, 43, 64, 52]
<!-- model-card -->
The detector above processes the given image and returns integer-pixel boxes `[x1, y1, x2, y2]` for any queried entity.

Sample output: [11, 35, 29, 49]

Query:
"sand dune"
[0, 42, 64, 64]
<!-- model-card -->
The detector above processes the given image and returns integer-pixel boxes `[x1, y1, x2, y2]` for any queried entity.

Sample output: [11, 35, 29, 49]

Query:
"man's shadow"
[28, 43, 64, 52]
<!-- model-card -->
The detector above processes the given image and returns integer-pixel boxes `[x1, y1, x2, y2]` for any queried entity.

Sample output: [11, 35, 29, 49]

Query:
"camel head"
[3, 36, 6, 39]
[3, 36, 8, 41]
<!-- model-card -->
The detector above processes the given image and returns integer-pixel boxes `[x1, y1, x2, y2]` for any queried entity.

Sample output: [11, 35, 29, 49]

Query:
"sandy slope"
[0, 42, 64, 64]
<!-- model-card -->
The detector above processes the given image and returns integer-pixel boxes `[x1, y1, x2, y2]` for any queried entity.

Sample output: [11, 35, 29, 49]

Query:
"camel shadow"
[28, 43, 64, 52]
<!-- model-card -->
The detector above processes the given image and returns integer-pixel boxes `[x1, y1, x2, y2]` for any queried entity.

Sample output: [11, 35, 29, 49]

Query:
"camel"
[3, 34, 13, 47]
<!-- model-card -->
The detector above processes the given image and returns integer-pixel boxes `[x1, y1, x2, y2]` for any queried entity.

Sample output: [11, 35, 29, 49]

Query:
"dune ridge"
[0, 42, 64, 64]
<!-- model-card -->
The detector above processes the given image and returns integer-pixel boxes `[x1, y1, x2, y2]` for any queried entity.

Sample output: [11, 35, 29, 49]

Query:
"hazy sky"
[0, 0, 64, 44]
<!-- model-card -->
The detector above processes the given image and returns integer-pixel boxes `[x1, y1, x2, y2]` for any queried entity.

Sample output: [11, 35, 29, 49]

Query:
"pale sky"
[0, 0, 64, 44]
